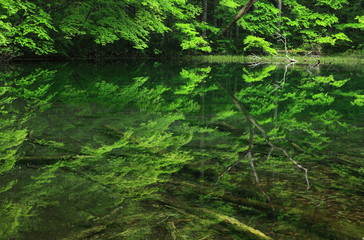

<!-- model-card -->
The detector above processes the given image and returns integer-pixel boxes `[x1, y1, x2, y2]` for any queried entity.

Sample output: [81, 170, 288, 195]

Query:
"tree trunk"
[202, 0, 208, 38]
[213, 0, 219, 27]
[277, 0, 282, 28]
[222, 0, 259, 35]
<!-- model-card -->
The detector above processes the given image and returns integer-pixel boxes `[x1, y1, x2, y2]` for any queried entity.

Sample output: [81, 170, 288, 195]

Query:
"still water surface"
[0, 61, 363, 240]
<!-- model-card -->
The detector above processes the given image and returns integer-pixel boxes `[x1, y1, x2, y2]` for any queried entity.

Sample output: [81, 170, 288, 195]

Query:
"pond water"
[0, 61, 363, 240]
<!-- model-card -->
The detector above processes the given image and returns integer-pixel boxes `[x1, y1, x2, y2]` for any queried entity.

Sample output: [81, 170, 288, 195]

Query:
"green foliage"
[0, 0, 56, 57]
[174, 67, 214, 94]
[219, 0, 240, 9]
[243, 35, 277, 55]
[336, 15, 364, 30]
[0, 62, 363, 240]
[0, 0, 362, 57]
[315, 0, 348, 10]
[242, 65, 277, 82]
[351, 94, 364, 106]
[174, 23, 212, 52]
[239, 2, 279, 36]
[59, 0, 173, 49]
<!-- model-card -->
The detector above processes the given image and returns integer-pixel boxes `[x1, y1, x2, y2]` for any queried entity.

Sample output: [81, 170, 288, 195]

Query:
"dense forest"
[1, 1, 364, 239]
[0, 0, 363, 59]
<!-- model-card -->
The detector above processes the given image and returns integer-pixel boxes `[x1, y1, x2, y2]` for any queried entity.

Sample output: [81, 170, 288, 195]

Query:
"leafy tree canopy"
[0, 0, 362, 58]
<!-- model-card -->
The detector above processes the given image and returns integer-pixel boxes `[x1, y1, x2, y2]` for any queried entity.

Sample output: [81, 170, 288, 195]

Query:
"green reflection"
[0, 62, 363, 240]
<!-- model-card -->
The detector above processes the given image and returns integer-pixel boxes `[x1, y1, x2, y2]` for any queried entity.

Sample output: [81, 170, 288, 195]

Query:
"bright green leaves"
[58, 0, 205, 51]
[59, 1, 166, 49]
[0, 15, 12, 46]
[14, 4, 56, 54]
[243, 35, 277, 55]
[284, 0, 338, 28]
[220, 0, 240, 9]
[315, 33, 351, 45]
[0, 0, 360, 56]
[282, 0, 351, 49]
[239, 2, 279, 36]
[0, 0, 211, 55]
[315, 0, 348, 10]
[336, 15, 364, 30]
[0, 0, 56, 57]
[175, 23, 212, 52]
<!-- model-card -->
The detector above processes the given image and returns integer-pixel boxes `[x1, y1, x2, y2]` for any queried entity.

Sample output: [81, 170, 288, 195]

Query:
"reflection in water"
[0, 62, 363, 240]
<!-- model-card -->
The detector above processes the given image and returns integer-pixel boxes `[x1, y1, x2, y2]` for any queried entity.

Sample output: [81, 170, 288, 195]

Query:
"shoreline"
[1, 54, 363, 65]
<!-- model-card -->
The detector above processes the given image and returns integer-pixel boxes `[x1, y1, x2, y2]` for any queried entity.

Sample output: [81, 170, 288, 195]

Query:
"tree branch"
[222, 0, 259, 35]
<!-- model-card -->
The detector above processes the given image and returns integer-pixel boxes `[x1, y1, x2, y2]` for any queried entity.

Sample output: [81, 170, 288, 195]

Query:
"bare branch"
[274, 33, 298, 63]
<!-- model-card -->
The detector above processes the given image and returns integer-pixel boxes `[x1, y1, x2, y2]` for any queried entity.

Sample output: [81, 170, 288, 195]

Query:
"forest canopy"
[0, 0, 363, 59]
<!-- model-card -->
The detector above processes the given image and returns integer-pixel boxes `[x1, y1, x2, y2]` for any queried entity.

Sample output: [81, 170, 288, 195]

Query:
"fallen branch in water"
[62, 225, 107, 240]
[202, 209, 273, 240]
[161, 199, 273, 240]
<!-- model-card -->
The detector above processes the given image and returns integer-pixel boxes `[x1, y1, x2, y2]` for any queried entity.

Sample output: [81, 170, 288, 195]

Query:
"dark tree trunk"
[202, 0, 208, 38]
[213, 0, 219, 27]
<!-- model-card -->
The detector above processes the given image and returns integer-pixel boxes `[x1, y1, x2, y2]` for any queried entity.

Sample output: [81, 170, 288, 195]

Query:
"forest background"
[0, 0, 363, 60]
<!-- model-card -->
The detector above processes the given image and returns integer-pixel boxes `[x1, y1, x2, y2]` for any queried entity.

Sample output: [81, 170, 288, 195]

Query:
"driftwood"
[274, 33, 298, 63]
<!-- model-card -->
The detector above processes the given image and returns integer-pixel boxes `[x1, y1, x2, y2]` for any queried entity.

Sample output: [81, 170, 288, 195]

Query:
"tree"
[222, 0, 259, 34]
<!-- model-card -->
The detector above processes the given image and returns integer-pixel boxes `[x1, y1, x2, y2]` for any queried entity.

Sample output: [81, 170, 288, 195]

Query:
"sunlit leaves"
[315, 0, 348, 10]
[174, 23, 212, 52]
[239, 2, 279, 36]
[282, 0, 351, 48]
[0, 1, 56, 56]
[58, 0, 204, 51]
[220, 0, 240, 9]
[336, 15, 364, 30]
[243, 35, 277, 55]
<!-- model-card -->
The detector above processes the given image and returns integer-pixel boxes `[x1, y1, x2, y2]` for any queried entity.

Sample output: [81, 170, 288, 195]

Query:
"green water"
[0, 61, 363, 240]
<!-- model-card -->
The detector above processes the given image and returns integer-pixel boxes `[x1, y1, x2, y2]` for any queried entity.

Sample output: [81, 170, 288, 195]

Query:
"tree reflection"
[0, 62, 363, 240]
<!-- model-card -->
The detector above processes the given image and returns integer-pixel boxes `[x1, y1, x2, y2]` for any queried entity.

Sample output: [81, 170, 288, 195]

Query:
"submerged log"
[202, 209, 273, 240]
[62, 225, 107, 240]
[160, 198, 273, 240]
